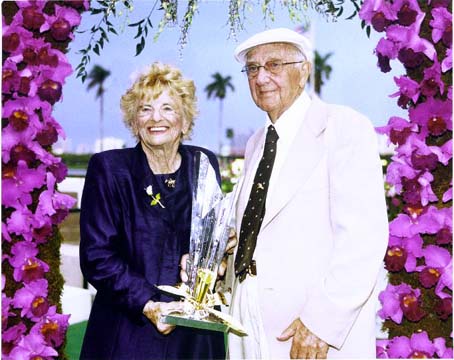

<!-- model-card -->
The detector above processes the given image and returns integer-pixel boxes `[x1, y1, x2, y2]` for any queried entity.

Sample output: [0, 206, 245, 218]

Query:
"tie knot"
[265, 125, 279, 144]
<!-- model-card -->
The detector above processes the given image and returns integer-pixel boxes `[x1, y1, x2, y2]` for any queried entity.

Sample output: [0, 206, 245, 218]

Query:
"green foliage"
[59, 153, 93, 169]
[77, 0, 363, 81]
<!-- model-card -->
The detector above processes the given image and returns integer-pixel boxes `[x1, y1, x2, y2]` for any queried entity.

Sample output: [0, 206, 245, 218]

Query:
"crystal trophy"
[157, 151, 246, 335]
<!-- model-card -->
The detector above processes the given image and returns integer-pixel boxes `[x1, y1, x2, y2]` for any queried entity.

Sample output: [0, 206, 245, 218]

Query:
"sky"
[53, 1, 406, 154]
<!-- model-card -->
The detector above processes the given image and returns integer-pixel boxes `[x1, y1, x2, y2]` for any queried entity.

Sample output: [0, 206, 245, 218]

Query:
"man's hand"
[179, 228, 238, 282]
[143, 300, 183, 335]
[218, 228, 237, 277]
[277, 318, 328, 359]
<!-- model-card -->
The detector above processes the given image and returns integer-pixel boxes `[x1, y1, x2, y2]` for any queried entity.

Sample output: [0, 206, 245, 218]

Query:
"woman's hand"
[143, 300, 184, 335]
[179, 228, 238, 281]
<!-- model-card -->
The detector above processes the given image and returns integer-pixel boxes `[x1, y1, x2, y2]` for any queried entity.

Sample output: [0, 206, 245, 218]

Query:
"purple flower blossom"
[378, 283, 425, 323]
[435, 297, 452, 320]
[2, 323, 27, 357]
[430, 7, 452, 47]
[442, 47, 452, 73]
[2, 277, 15, 329]
[386, 234, 423, 272]
[392, 0, 422, 27]
[390, 76, 420, 108]
[434, 337, 454, 358]
[11, 279, 49, 321]
[2, 161, 47, 210]
[359, 0, 396, 32]
[376, 339, 390, 358]
[31, 307, 70, 347]
[420, 245, 452, 298]
[442, 187, 452, 203]
[409, 97, 452, 138]
[421, 58, 445, 97]
[376, 116, 418, 145]
[386, 22, 437, 61]
[7, 333, 58, 360]
[40, 5, 82, 42]
[387, 332, 436, 358]
[375, 38, 399, 72]
[9, 241, 50, 283]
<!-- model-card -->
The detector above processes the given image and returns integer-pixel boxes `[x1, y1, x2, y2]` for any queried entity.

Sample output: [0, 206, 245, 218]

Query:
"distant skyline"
[53, 2, 406, 154]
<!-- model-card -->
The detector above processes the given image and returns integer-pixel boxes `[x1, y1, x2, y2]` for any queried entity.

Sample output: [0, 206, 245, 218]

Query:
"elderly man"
[226, 28, 388, 359]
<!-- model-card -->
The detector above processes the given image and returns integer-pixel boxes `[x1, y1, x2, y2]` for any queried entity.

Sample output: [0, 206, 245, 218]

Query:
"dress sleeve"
[79, 154, 158, 320]
[299, 111, 389, 349]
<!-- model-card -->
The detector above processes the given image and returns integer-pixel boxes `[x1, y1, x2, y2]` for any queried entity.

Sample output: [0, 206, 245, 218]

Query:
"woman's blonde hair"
[120, 62, 197, 141]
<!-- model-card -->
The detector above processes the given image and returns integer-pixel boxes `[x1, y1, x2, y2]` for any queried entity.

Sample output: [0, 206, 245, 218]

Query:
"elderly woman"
[79, 63, 225, 359]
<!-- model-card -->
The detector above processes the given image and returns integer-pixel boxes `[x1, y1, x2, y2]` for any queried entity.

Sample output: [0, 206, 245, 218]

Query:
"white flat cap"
[234, 28, 313, 64]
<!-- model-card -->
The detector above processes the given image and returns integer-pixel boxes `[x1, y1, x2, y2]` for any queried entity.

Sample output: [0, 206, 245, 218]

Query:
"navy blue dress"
[79, 143, 225, 360]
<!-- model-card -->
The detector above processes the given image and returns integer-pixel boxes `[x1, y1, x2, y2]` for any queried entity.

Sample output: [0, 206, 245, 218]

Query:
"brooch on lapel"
[145, 185, 165, 208]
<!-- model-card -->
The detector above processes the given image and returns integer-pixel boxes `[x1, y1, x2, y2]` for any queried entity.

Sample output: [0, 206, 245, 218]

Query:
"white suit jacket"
[228, 96, 389, 358]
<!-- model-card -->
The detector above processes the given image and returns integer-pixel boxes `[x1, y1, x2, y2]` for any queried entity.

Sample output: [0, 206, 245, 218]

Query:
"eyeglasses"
[138, 104, 178, 119]
[241, 60, 304, 77]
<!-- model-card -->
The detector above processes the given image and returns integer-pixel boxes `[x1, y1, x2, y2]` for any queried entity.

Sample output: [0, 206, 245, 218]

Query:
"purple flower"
[442, 187, 452, 203]
[375, 38, 399, 72]
[421, 58, 445, 97]
[376, 339, 390, 358]
[31, 307, 70, 348]
[387, 234, 423, 272]
[387, 332, 436, 358]
[434, 337, 454, 358]
[2, 161, 47, 210]
[420, 245, 452, 298]
[2, 323, 27, 357]
[11, 279, 49, 321]
[376, 116, 418, 145]
[8, 333, 58, 360]
[436, 227, 452, 245]
[430, 7, 452, 47]
[359, 0, 396, 32]
[386, 23, 436, 61]
[409, 97, 452, 138]
[442, 47, 452, 73]
[384, 245, 407, 272]
[40, 5, 82, 42]
[435, 297, 452, 320]
[378, 283, 425, 323]
[2, 278, 15, 328]
[390, 76, 420, 108]
[35, 173, 76, 226]
[9, 241, 50, 283]
[392, 0, 422, 27]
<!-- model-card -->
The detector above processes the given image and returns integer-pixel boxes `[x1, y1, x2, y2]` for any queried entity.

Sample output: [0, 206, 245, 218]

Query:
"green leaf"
[134, 25, 143, 39]
[366, 25, 371, 38]
[90, 8, 104, 15]
[108, 27, 118, 35]
[93, 44, 100, 55]
[128, 19, 145, 27]
[155, 193, 161, 200]
[151, 199, 158, 206]
[135, 36, 145, 56]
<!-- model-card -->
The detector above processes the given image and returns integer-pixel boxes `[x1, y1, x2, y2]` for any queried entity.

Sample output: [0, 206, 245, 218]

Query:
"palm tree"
[204, 73, 235, 154]
[313, 51, 333, 96]
[87, 65, 111, 152]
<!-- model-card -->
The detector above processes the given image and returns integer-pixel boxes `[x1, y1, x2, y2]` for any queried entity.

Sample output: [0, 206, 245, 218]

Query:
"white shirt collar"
[264, 91, 312, 142]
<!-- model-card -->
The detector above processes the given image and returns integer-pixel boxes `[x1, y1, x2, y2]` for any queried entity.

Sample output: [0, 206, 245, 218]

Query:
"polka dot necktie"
[235, 125, 279, 282]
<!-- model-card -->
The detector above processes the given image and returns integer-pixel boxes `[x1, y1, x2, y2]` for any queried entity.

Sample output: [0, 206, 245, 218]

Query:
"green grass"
[66, 321, 87, 359]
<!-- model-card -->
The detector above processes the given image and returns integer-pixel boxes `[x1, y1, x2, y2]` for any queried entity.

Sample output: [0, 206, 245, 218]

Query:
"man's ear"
[299, 62, 312, 88]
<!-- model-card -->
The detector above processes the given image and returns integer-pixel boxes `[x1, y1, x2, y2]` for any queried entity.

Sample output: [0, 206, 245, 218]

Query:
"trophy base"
[161, 312, 229, 333]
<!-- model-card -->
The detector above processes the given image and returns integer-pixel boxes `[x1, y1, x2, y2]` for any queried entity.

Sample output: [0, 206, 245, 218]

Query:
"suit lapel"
[261, 96, 328, 230]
